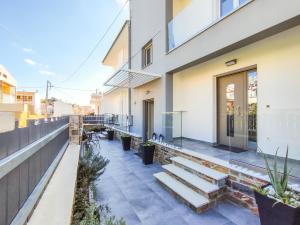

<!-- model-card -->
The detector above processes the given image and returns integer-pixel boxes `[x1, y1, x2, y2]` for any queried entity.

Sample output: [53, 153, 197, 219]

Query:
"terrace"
[95, 139, 260, 225]
[0, 115, 298, 225]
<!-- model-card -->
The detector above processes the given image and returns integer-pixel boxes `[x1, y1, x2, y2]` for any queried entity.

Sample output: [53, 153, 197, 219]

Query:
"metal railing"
[83, 114, 132, 131]
[0, 116, 69, 225]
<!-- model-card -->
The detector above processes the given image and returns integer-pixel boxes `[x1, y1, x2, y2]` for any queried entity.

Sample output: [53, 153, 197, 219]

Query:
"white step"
[154, 172, 209, 208]
[171, 157, 228, 181]
[162, 164, 219, 194]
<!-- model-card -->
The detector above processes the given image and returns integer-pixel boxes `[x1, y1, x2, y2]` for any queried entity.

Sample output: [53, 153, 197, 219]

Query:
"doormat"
[213, 144, 247, 153]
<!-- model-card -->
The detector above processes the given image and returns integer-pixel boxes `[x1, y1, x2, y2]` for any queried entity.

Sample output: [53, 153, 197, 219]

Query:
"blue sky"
[0, 0, 128, 105]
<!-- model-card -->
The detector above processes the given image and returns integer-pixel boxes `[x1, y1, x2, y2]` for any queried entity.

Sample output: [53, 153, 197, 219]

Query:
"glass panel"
[161, 111, 183, 147]
[226, 84, 235, 137]
[221, 0, 234, 17]
[247, 70, 257, 147]
[168, 0, 214, 50]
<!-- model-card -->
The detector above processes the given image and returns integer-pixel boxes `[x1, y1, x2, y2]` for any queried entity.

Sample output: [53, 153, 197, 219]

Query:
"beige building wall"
[173, 25, 300, 160]
[131, 79, 163, 135]
[102, 88, 128, 116]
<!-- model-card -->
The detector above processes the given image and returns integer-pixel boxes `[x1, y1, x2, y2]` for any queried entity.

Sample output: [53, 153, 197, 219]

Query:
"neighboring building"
[16, 91, 41, 115]
[0, 65, 22, 132]
[102, 0, 300, 162]
[79, 105, 94, 115]
[0, 64, 16, 103]
[90, 92, 102, 115]
[53, 100, 75, 117]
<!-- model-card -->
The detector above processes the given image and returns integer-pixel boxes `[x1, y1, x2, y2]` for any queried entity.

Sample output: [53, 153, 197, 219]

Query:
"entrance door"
[218, 72, 247, 149]
[218, 70, 257, 150]
[143, 99, 154, 141]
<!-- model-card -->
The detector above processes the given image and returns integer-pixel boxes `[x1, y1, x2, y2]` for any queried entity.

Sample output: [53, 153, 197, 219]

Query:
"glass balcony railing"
[168, 0, 251, 50]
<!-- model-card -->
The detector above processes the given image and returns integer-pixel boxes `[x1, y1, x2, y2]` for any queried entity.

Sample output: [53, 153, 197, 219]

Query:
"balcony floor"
[95, 139, 260, 225]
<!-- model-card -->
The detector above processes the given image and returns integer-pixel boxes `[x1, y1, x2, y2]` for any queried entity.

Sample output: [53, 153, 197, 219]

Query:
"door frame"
[214, 65, 257, 150]
[142, 98, 154, 142]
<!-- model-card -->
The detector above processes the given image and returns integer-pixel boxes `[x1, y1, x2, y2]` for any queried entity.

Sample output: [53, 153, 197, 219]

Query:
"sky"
[0, 0, 129, 105]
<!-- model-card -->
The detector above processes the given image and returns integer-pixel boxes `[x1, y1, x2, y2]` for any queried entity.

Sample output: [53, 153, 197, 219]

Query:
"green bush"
[72, 143, 109, 224]
[79, 203, 126, 225]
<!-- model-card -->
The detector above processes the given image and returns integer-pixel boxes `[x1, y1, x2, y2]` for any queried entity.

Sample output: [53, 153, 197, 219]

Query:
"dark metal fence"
[83, 114, 132, 131]
[0, 116, 69, 225]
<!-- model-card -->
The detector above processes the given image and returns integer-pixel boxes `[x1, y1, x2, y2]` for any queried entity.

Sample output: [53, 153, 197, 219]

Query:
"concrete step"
[171, 156, 228, 187]
[162, 164, 220, 198]
[154, 172, 210, 213]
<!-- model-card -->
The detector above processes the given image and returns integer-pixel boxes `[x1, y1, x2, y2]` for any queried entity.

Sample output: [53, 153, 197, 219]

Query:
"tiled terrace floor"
[95, 140, 260, 225]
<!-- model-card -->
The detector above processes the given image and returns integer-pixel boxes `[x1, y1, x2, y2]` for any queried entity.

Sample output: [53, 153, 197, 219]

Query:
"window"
[221, 0, 248, 17]
[142, 41, 153, 68]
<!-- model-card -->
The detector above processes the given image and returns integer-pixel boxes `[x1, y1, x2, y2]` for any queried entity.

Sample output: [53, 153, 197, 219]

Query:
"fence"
[83, 114, 132, 131]
[0, 116, 69, 225]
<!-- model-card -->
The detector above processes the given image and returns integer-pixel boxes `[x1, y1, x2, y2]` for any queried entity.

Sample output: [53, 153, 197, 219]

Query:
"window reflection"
[248, 71, 257, 146]
[226, 83, 235, 137]
[221, 0, 234, 17]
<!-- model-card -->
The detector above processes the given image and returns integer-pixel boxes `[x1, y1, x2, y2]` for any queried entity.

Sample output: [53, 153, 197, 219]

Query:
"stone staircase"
[154, 156, 228, 213]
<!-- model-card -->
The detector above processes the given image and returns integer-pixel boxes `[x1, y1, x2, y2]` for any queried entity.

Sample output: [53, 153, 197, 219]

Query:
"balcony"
[168, 0, 251, 51]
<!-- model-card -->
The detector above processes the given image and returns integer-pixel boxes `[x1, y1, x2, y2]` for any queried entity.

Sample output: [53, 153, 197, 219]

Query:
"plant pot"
[121, 136, 131, 151]
[254, 187, 300, 225]
[141, 145, 155, 165]
[107, 130, 114, 140]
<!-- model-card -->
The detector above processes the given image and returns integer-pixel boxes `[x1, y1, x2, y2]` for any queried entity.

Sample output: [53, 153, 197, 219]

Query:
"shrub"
[72, 143, 109, 224]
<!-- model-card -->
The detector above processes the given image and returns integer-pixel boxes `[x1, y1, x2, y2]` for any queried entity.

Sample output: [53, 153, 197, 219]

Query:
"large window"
[142, 41, 153, 68]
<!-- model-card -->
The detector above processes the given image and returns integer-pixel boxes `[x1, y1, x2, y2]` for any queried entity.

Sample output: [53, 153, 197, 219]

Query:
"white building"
[102, 1, 300, 162]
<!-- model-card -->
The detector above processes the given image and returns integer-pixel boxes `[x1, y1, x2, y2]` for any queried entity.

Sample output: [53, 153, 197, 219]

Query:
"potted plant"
[141, 142, 155, 165]
[254, 147, 300, 225]
[106, 129, 114, 141]
[121, 134, 131, 151]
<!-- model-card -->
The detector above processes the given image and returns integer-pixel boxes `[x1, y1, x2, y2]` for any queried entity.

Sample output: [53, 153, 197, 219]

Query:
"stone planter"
[121, 136, 131, 151]
[254, 186, 300, 225]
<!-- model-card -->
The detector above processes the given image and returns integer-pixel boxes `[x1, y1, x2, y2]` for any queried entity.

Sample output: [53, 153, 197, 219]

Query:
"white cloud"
[22, 48, 33, 53]
[24, 58, 36, 65]
[39, 70, 55, 76]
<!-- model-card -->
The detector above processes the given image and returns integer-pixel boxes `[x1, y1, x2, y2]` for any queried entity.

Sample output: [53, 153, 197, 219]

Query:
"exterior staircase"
[154, 156, 228, 213]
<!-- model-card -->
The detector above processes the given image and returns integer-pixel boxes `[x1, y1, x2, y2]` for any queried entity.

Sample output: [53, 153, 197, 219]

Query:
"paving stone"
[95, 140, 260, 225]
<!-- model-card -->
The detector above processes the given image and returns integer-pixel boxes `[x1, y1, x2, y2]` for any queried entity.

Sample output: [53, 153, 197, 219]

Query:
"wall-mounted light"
[225, 59, 237, 67]
[145, 90, 151, 95]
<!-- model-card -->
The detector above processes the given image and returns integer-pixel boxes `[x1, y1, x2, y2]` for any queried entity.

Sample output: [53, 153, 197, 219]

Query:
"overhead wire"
[59, 0, 129, 84]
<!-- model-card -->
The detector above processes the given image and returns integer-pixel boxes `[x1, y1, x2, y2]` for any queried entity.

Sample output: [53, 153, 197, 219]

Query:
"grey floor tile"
[95, 140, 260, 225]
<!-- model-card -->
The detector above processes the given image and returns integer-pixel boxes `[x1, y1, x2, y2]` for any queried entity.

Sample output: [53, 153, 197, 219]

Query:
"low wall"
[112, 128, 142, 151]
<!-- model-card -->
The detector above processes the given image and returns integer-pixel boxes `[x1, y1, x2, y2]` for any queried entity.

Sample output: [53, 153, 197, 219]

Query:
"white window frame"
[142, 41, 153, 68]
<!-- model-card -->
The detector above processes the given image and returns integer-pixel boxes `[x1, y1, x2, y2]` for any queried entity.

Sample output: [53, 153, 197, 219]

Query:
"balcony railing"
[83, 114, 132, 131]
[168, 0, 251, 50]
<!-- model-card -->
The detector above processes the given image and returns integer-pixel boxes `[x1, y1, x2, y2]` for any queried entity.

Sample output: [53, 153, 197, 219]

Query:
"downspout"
[128, 1, 132, 132]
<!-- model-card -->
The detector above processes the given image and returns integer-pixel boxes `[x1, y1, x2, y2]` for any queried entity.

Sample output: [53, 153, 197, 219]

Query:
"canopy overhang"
[103, 69, 161, 89]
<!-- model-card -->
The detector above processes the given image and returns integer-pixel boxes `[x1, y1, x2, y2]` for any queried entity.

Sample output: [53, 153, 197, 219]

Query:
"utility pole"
[45, 80, 53, 118]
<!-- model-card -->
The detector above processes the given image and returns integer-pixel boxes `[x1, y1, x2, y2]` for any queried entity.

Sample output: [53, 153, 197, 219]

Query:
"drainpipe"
[128, 1, 132, 132]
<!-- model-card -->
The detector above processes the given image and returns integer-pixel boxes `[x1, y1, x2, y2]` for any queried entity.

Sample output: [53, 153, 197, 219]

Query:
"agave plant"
[258, 146, 292, 203]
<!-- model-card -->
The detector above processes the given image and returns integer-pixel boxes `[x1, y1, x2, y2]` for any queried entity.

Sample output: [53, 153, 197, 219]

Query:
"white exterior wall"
[53, 101, 74, 117]
[102, 88, 128, 115]
[131, 79, 163, 136]
[173, 26, 300, 160]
